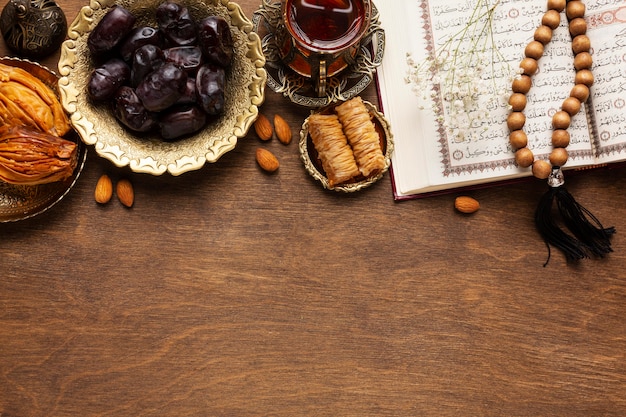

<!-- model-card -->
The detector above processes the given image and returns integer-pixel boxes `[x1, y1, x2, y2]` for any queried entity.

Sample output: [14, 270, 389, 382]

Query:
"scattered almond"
[256, 148, 279, 172]
[274, 114, 292, 145]
[94, 174, 113, 204]
[116, 178, 134, 208]
[454, 196, 480, 214]
[254, 113, 273, 141]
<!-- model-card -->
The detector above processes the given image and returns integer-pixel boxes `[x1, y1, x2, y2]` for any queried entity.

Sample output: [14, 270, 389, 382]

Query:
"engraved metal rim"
[298, 100, 394, 193]
[58, 0, 267, 176]
[252, 0, 385, 108]
[0, 57, 88, 222]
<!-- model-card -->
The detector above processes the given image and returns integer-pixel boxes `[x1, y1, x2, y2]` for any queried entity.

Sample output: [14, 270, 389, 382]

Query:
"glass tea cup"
[277, 0, 372, 97]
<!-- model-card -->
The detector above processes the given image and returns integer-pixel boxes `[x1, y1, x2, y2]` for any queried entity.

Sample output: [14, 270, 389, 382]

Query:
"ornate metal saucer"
[0, 57, 87, 222]
[252, 0, 385, 108]
[299, 100, 394, 192]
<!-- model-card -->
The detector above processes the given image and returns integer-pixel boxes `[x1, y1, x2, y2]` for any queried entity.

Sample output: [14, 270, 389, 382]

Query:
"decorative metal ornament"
[0, 0, 67, 58]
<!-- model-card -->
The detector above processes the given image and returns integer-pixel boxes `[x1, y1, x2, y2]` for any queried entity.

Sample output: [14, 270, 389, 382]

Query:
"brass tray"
[58, 0, 266, 176]
[0, 57, 87, 222]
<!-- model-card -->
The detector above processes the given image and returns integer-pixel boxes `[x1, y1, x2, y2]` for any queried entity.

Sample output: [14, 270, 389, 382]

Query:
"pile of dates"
[86, 1, 234, 141]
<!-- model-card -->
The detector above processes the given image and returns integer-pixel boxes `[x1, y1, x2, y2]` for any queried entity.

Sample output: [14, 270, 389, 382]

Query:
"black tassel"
[534, 168, 615, 266]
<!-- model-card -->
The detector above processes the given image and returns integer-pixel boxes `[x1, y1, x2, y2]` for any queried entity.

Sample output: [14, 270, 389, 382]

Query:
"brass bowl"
[299, 99, 394, 192]
[58, 0, 266, 175]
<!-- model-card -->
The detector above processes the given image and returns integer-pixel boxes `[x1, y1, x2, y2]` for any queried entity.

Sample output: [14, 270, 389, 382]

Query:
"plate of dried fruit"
[299, 97, 393, 192]
[0, 57, 87, 222]
[58, 0, 266, 176]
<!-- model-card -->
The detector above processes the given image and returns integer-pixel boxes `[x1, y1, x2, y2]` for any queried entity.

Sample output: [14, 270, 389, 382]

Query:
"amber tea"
[285, 0, 367, 52]
[279, 0, 371, 96]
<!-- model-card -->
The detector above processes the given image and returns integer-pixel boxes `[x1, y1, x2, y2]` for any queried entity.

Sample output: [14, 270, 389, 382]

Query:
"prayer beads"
[508, 0, 592, 179]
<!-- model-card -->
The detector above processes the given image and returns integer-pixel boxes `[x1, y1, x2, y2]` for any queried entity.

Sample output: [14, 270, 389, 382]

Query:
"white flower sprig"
[405, 0, 518, 142]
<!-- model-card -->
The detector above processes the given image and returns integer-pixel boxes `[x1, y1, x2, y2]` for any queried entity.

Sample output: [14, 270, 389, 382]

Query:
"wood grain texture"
[2, 1, 626, 416]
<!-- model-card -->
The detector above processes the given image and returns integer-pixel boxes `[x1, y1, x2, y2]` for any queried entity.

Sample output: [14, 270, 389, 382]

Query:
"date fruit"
[120, 26, 164, 61]
[156, 1, 197, 46]
[197, 16, 233, 67]
[176, 77, 198, 104]
[113, 86, 157, 132]
[164, 46, 203, 74]
[130, 44, 165, 87]
[196, 63, 225, 115]
[135, 62, 186, 112]
[88, 5, 136, 54]
[87, 58, 130, 101]
[159, 104, 207, 140]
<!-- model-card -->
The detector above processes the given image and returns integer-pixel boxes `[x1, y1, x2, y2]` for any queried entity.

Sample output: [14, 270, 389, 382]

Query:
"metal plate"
[0, 57, 87, 222]
[299, 100, 394, 192]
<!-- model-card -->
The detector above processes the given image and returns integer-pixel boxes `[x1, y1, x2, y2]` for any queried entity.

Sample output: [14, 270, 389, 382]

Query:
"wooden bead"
[534, 25, 553, 44]
[547, 0, 566, 12]
[562, 96, 581, 116]
[512, 75, 532, 94]
[570, 84, 590, 102]
[575, 69, 594, 87]
[542, 10, 561, 29]
[566, 1, 586, 19]
[549, 147, 569, 167]
[552, 129, 571, 148]
[569, 17, 587, 36]
[574, 52, 593, 70]
[507, 112, 526, 131]
[515, 148, 534, 168]
[525, 41, 544, 60]
[552, 110, 571, 129]
[508, 93, 527, 111]
[520, 57, 538, 75]
[532, 160, 552, 179]
[572, 35, 591, 54]
[509, 130, 528, 149]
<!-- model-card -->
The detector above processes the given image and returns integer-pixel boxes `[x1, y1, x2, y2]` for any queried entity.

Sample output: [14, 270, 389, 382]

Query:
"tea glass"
[277, 0, 372, 97]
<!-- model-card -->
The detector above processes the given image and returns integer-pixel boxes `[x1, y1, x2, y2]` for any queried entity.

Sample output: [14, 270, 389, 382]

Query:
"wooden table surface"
[2, 0, 626, 415]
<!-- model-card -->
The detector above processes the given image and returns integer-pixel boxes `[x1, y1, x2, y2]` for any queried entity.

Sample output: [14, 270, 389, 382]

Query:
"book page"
[585, 1, 626, 162]
[378, 0, 604, 197]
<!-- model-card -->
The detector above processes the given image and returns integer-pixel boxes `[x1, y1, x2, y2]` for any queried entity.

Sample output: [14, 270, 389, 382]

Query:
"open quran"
[376, 0, 626, 199]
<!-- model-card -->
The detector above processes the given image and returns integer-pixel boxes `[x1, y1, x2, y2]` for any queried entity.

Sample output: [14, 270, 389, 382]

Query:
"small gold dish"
[58, 0, 267, 176]
[299, 99, 394, 192]
[0, 57, 87, 222]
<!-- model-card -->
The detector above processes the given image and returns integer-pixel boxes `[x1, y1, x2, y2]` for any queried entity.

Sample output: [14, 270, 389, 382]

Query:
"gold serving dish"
[58, 0, 266, 175]
[0, 57, 87, 222]
[299, 99, 394, 192]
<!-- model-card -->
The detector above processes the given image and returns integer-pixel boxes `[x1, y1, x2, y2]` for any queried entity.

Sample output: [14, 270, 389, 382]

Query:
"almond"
[95, 174, 113, 204]
[116, 178, 134, 208]
[274, 114, 292, 145]
[254, 113, 273, 141]
[256, 148, 279, 172]
[454, 196, 480, 214]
